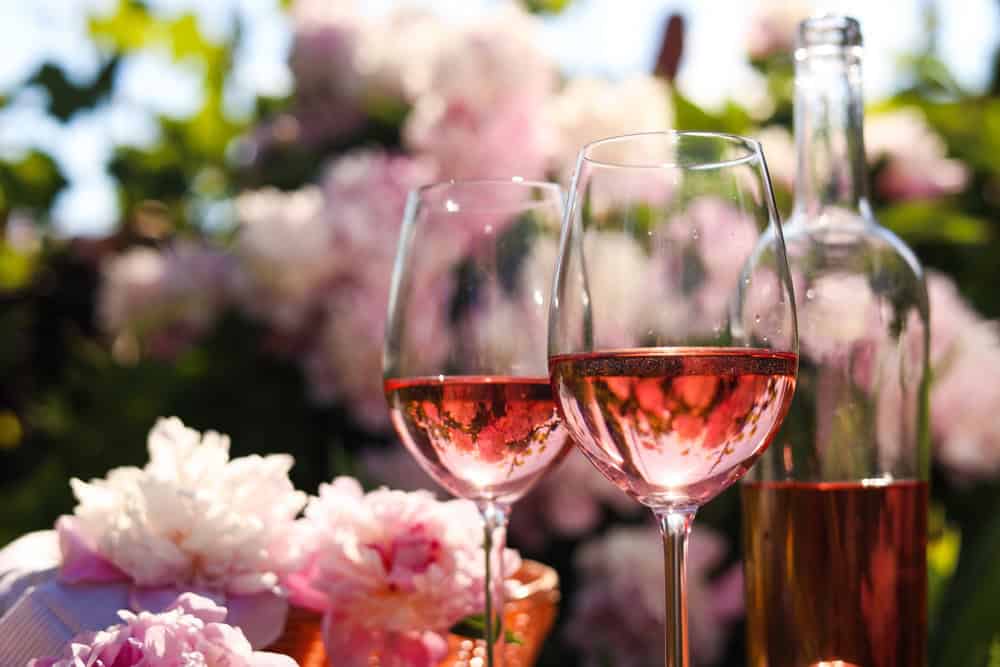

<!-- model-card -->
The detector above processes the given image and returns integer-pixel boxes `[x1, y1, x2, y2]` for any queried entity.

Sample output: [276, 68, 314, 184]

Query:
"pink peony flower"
[284, 2, 447, 146]
[566, 524, 743, 667]
[746, 0, 810, 61]
[651, 197, 760, 340]
[406, 93, 553, 181]
[236, 150, 441, 429]
[287, 477, 520, 667]
[98, 241, 235, 360]
[866, 109, 969, 202]
[27, 593, 297, 667]
[926, 272, 1000, 481]
[298, 149, 441, 429]
[402, 6, 557, 180]
[509, 450, 641, 549]
[58, 417, 307, 647]
[285, 0, 366, 143]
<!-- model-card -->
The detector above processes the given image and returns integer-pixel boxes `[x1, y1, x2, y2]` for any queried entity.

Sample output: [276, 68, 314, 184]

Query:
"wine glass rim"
[580, 130, 763, 170]
[413, 177, 563, 197]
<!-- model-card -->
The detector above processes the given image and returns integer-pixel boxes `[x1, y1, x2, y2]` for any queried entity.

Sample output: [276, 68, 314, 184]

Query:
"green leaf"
[26, 58, 119, 122]
[931, 496, 1000, 667]
[519, 0, 573, 13]
[450, 614, 524, 645]
[988, 637, 1000, 667]
[670, 89, 752, 135]
[915, 98, 1000, 175]
[927, 504, 961, 623]
[0, 243, 37, 290]
[0, 150, 69, 214]
[879, 201, 991, 245]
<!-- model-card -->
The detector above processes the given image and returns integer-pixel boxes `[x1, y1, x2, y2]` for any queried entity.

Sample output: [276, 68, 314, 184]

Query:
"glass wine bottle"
[741, 15, 929, 667]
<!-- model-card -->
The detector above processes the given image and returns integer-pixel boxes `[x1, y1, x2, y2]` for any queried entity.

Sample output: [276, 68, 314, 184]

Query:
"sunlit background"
[2, 0, 997, 235]
[3, 1, 1000, 666]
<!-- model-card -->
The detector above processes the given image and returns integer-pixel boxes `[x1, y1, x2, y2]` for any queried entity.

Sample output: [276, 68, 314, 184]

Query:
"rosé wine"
[742, 480, 928, 667]
[384, 376, 570, 503]
[548, 348, 797, 507]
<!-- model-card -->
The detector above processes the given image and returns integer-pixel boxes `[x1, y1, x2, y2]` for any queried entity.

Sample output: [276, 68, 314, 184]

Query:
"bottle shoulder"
[775, 210, 930, 335]
[781, 212, 926, 291]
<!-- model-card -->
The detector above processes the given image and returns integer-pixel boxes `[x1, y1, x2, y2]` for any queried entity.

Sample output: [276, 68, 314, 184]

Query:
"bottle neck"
[793, 45, 872, 221]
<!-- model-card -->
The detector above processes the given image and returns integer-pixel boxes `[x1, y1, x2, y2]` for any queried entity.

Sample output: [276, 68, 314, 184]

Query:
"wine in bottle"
[741, 15, 930, 667]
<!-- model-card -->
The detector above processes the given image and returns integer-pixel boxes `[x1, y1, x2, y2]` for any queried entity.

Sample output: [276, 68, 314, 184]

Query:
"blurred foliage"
[520, 0, 573, 13]
[1, 2, 1000, 666]
[0, 151, 67, 219]
[27, 59, 120, 123]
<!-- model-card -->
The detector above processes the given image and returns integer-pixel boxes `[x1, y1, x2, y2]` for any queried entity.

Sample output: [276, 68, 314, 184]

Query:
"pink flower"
[402, 6, 556, 180]
[756, 125, 796, 191]
[566, 524, 743, 667]
[406, 93, 553, 181]
[746, 0, 810, 60]
[287, 478, 520, 667]
[98, 242, 235, 360]
[285, 1, 365, 143]
[298, 150, 441, 429]
[509, 450, 641, 549]
[28, 593, 297, 667]
[237, 151, 441, 429]
[926, 272, 1000, 481]
[866, 109, 969, 201]
[283, 3, 447, 146]
[652, 197, 759, 339]
[58, 417, 307, 647]
[546, 76, 673, 182]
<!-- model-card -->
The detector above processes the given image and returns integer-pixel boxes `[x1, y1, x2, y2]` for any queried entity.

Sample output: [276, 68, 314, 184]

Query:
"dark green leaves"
[450, 613, 523, 645]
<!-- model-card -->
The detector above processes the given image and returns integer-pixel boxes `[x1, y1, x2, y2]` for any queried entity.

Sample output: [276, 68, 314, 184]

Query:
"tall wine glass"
[384, 179, 570, 666]
[548, 131, 798, 667]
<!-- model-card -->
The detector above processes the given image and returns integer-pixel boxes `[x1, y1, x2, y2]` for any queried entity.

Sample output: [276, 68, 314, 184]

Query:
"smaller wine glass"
[548, 131, 799, 667]
[384, 179, 571, 667]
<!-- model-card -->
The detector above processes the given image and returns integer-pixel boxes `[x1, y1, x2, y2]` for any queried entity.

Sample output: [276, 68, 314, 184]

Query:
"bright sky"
[0, 0, 996, 236]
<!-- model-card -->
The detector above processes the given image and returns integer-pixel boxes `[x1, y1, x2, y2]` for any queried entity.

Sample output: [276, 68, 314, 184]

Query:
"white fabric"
[0, 531, 290, 663]
[0, 531, 125, 665]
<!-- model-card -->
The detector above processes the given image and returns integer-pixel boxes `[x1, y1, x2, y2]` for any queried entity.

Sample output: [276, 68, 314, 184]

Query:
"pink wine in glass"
[384, 376, 570, 502]
[742, 480, 928, 667]
[548, 348, 797, 506]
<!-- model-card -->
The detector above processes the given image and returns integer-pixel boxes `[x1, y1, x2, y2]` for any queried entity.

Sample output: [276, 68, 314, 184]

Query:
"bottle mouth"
[797, 14, 862, 50]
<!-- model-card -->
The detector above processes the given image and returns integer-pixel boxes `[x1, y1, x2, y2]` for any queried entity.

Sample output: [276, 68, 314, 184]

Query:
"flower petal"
[249, 651, 301, 667]
[56, 517, 128, 584]
[168, 592, 228, 623]
[226, 591, 289, 649]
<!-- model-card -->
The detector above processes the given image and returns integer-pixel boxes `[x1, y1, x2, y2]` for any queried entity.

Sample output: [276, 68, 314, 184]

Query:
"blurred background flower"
[566, 524, 743, 667]
[2, 0, 1000, 665]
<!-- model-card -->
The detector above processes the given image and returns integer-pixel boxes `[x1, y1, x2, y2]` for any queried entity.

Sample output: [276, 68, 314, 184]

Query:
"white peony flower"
[234, 186, 332, 332]
[756, 124, 797, 191]
[65, 417, 307, 595]
[547, 75, 673, 181]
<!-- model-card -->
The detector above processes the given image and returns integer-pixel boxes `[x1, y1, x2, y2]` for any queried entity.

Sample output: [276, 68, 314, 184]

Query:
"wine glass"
[384, 179, 570, 666]
[548, 131, 799, 667]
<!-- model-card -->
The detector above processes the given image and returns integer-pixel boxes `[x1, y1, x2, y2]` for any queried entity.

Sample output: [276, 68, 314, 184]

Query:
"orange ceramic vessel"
[268, 560, 559, 667]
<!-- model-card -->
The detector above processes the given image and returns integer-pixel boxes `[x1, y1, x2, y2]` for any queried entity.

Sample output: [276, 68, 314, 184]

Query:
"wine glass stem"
[478, 500, 510, 667]
[655, 507, 697, 667]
